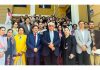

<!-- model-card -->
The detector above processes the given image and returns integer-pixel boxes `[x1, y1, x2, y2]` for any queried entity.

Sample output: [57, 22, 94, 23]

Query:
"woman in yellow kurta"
[14, 27, 27, 65]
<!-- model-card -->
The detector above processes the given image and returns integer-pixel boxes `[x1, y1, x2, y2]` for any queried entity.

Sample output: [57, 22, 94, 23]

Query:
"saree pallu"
[0, 48, 5, 65]
[0, 54, 5, 65]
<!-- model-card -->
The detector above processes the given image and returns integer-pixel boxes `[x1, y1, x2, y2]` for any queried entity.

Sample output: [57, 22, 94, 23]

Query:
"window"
[13, 5, 27, 7]
[39, 5, 51, 8]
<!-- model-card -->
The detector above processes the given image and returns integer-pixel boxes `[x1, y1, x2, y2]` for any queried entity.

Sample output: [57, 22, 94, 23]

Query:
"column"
[71, 5, 79, 24]
[30, 5, 35, 16]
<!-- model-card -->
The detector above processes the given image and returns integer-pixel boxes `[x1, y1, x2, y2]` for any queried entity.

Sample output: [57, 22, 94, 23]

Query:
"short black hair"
[31, 25, 39, 29]
[64, 26, 70, 31]
[88, 21, 94, 25]
[72, 24, 77, 28]
[18, 27, 25, 33]
[57, 25, 63, 31]
[12, 21, 18, 25]
[25, 17, 30, 21]
[7, 29, 13, 33]
[84, 22, 88, 25]
[78, 20, 84, 24]
[0, 26, 6, 30]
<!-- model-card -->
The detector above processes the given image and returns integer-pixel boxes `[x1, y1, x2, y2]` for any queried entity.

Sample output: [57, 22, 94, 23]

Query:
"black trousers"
[78, 51, 90, 65]
[44, 52, 58, 65]
[26, 54, 40, 65]
[63, 53, 76, 65]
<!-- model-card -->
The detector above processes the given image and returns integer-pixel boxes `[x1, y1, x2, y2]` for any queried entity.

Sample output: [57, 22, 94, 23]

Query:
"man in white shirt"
[75, 21, 91, 65]
[42, 22, 60, 65]
[22, 17, 31, 35]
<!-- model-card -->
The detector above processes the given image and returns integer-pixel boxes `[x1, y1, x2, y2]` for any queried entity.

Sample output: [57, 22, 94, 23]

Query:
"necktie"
[59, 31, 62, 38]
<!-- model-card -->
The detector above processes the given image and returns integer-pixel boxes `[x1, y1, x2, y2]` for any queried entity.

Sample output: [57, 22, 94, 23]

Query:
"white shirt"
[49, 31, 54, 43]
[80, 30, 85, 41]
[34, 33, 38, 45]
[27, 24, 30, 31]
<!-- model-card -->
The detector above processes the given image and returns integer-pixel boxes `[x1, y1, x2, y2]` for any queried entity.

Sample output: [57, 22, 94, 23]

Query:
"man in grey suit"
[75, 21, 92, 65]
[22, 17, 31, 35]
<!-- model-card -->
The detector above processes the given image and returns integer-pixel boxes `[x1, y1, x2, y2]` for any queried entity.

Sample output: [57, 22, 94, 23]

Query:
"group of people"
[0, 13, 100, 65]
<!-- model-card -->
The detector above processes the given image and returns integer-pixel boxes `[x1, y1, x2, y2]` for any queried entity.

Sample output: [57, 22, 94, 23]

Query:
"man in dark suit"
[26, 25, 41, 65]
[42, 22, 60, 65]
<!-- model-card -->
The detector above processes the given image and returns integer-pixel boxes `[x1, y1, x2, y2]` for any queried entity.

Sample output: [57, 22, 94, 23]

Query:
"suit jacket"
[22, 24, 31, 35]
[58, 30, 64, 38]
[42, 30, 60, 56]
[26, 33, 41, 57]
[94, 30, 100, 49]
[75, 29, 92, 54]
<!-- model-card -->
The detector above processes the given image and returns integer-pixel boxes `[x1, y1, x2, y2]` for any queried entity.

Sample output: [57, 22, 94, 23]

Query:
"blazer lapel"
[36, 34, 39, 47]
[31, 33, 35, 47]
[25, 24, 28, 31]
[83, 30, 87, 42]
[47, 31, 51, 43]
[53, 31, 55, 43]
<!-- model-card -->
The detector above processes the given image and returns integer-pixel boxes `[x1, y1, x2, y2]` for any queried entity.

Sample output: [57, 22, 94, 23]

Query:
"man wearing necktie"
[26, 25, 41, 65]
[42, 22, 60, 65]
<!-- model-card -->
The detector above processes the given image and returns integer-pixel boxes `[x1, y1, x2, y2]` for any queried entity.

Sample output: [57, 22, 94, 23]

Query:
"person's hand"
[15, 52, 18, 56]
[50, 42, 54, 47]
[92, 46, 96, 51]
[34, 48, 38, 53]
[48, 44, 52, 49]
[51, 47, 55, 51]
[48, 42, 55, 51]
[69, 54, 75, 59]
[21, 51, 25, 53]
[12, 57, 16, 60]
[48, 42, 54, 49]
[81, 45, 87, 51]
[18, 53, 22, 56]
[0, 52, 4, 58]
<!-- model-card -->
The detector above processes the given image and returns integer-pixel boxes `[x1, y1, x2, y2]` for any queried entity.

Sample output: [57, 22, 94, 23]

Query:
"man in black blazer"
[42, 22, 60, 65]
